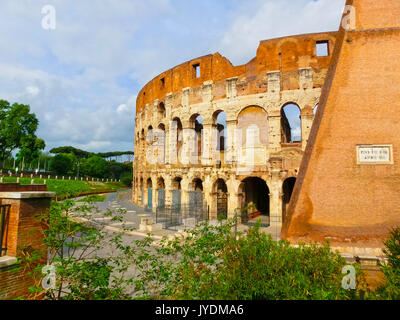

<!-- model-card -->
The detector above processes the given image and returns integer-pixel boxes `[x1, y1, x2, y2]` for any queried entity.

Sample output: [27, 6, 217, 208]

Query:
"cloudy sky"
[0, 0, 346, 153]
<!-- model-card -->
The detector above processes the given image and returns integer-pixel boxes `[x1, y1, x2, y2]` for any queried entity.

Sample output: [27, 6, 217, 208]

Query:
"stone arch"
[171, 117, 183, 165]
[156, 177, 166, 208]
[282, 177, 296, 223]
[146, 177, 153, 210]
[139, 177, 144, 206]
[212, 178, 228, 219]
[212, 110, 227, 151]
[189, 114, 203, 162]
[158, 102, 166, 119]
[171, 176, 182, 212]
[154, 123, 166, 165]
[237, 105, 269, 147]
[238, 177, 270, 224]
[281, 102, 302, 143]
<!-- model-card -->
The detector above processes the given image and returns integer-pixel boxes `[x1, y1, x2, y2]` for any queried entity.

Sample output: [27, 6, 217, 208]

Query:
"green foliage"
[50, 146, 93, 159]
[0, 176, 124, 199]
[50, 146, 134, 161]
[50, 153, 74, 175]
[77, 194, 106, 203]
[81, 156, 108, 178]
[131, 221, 362, 300]
[0, 99, 44, 162]
[15, 199, 135, 300]
[375, 228, 400, 299]
[107, 161, 132, 180]
[16, 136, 46, 165]
[16, 204, 400, 301]
[120, 172, 133, 187]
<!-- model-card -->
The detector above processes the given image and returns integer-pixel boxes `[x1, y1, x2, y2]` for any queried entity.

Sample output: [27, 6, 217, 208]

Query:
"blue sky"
[0, 0, 345, 153]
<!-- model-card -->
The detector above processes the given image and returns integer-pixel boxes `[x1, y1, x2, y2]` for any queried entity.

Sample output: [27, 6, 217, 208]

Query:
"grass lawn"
[0, 176, 127, 199]
[77, 194, 107, 202]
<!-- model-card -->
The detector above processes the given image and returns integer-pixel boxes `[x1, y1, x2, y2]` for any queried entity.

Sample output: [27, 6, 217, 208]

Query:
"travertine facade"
[133, 32, 337, 229]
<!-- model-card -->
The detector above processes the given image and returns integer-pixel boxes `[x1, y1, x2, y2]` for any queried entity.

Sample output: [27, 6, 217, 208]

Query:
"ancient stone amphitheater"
[133, 31, 337, 231]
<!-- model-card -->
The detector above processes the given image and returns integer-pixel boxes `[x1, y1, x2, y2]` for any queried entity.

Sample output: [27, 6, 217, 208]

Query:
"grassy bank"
[0, 176, 128, 199]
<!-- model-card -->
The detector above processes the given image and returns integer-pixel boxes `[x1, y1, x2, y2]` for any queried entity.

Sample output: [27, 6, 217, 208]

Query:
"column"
[301, 109, 314, 151]
[269, 171, 283, 235]
[225, 120, 237, 165]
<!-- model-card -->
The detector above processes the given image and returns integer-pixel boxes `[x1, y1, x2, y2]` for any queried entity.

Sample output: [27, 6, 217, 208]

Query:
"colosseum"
[132, 31, 337, 232]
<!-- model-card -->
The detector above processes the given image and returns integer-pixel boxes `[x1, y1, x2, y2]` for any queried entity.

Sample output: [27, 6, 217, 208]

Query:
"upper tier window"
[193, 64, 200, 78]
[316, 40, 329, 57]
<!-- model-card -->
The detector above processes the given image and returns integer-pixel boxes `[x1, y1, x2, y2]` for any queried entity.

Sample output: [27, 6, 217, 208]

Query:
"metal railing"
[156, 203, 209, 231]
[0, 204, 11, 257]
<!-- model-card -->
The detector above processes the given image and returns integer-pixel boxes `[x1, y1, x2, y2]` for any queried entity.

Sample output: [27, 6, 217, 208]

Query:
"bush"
[120, 172, 132, 187]
[133, 221, 361, 300]
[375, 228, 400, 299]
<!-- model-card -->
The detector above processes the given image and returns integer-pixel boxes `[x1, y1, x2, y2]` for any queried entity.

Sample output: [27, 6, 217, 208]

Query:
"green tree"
[16, 136, 46, 167]
[50, 153, 74, 175]
[0, 100, 43, 167]
[82, 156, 108, 178]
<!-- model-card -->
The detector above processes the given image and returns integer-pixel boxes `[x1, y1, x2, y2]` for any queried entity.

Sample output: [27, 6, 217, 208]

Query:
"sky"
[0, 0, 346, 153]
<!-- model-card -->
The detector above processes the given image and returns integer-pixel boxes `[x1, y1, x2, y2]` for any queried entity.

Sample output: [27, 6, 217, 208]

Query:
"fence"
[155, 203, 209, 231]
[0, 204, 11, 257]
[0, 169, 120, 183]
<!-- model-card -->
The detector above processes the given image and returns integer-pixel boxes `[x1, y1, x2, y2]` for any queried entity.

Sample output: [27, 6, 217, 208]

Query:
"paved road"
[73, 190, 177, 241]
[72, 189, 281, 242]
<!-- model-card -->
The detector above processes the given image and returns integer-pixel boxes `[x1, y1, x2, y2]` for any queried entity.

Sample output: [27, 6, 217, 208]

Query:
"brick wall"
[0, 183, 54, 300]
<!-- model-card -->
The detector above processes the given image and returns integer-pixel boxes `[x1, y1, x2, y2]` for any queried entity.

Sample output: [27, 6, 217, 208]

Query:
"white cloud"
[25, 86, 40, 97]
[0, 0, 346, 153]
[218, 0, 346, 65]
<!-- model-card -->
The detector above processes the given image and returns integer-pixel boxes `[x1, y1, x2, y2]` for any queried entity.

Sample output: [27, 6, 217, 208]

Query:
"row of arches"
[134, 175, 297, 223]
[138, 102, 319, 145]
[136, 102, 320, 164]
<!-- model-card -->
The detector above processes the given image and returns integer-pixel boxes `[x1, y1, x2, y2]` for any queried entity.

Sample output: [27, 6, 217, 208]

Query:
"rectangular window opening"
[193, 64, 200, 78]
[161, 77, 165, 87]
[316, 41, 329, 57]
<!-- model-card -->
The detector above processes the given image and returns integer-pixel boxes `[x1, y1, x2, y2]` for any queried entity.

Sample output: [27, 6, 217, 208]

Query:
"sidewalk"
[72, 190, 282, 242]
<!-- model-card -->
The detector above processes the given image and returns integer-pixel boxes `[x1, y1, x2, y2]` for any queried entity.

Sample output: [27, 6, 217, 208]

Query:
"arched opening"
[171, 118, 183, 164]
[158, 102, 166, 119]
[281, 103, 301, 143]
[239, 177, 270, 225]
[147, 125, 154, 144]
[282, 177, 296, 223]
[189, 178, 204, 215]
[146, 178, 153, 211]
[157, 177, 165, 208]
[213, 110, 227, 151]
[140, 177, 144, 206]
[156, 123, 166, 164]
[140, 128, 145, 162]
[214, 179, 228, 220]
[237, 106, 269, 147]
[172, 177, 182, 213]
[190, 114, 203, 162]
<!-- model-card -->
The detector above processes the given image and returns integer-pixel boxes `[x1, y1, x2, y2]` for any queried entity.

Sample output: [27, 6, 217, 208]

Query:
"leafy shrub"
[375, 228, 400, 299]
[120, 172, 132, 187]
[133, 221, 360, 300]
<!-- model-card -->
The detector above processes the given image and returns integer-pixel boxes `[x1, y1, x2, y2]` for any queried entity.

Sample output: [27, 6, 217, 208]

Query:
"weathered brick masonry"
[0, 184, 54, 300]
[282, 0, 400, 254]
